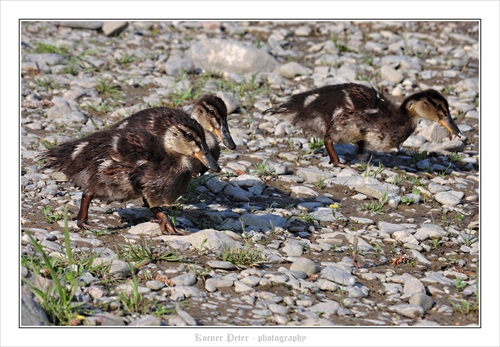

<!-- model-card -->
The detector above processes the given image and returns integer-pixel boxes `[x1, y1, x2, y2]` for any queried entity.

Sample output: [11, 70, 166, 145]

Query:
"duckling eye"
[186, 132, 195, 141]
[208, 109, 216, 116]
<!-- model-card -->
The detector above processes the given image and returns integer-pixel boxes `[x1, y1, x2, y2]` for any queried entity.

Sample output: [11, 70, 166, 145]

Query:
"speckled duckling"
[43, 110, 220, 235]
[113, 95, 236, 176]
[264, 83, 463, 168]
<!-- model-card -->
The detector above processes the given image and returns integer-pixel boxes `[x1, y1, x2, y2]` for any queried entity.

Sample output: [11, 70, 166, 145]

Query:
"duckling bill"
[43, 111, 220, 235]
[264, 83, 463, 168]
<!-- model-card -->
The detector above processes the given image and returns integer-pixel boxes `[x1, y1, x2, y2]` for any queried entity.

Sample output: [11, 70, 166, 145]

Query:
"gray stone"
[204, 176, 228, 194]
[349, 216, 374, 225]
[414, 224, 446, 241]
[158, 229, 242, 254]
[388, 304, 424, 318]
[290, 258, 319, 275]
[277, 62, 310, 79]
[317, 279, 340, 292]
[435, 190, 464, 206]
[145, 280, 166, 291]
[240, 213, 287, 231]
[25, 53, 66, 71]
[170, 272, 197, 286]
[230, 174, 265, 188]
[223, 185, 252, 202]
[320, 266, 356, 286]
[21, 283, 50, 326]
[310, 207, 346, 222]
[380, 65, 404, 83]
[176, 305, 198, 326]
[58, 21, 103, 29]
[309, 300, 340, 317]
[290, 185, 319, 197]
[205, 278, 234, 292]
[206, 260, 237, 270]
[282, 242, 304, 257]
[409, 293, 434, 312]
[378, 221, 410, 235]
[85, 312, 126, 326]
[128, 315, 163, 326]
[187, 38, 278, 74]
[164, 56, 195, 76]
[428, 182, 452, 193]
[296, 167, 334, 184]
[128, 222, 163, 236]
[402, 274, 426, 298]
[169, 286, 206, 299]
[234, 281, 254, 293]
[240, 275, 261, 287]
[92, 258, 132, 279]
[268, 303, 289, 315]
[102, 21, 129, 36]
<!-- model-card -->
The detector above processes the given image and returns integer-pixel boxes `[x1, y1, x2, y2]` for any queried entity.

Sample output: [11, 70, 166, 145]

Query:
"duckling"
[264, 83, 463, 168]
[113, 95, 236, 176]
[43, 110, 220, 235]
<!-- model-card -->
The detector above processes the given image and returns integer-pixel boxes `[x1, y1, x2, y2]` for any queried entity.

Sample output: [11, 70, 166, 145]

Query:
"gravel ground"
[20, 20, 480, 327]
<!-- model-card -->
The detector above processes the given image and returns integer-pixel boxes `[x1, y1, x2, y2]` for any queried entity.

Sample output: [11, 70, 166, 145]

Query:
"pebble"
[170, 273, 197, 286]
[290, 258, 320, 275]
[206, 260, 237, 270]
[320, 266, 356, 286]
[434, 190, 464, 206]
[388, 304, 424, 319]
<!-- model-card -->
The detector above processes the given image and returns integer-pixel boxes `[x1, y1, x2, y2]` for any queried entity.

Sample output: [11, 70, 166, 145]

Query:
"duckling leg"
[149, 206, 187, 235]
[324, 139, 349, 168]
[76, 189, 94, 229]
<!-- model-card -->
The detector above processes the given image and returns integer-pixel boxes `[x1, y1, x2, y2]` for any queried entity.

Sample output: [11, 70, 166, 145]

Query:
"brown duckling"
[113, 95, 236, 176]
[43, 110, 220, 235]
[264, 83, 463, 168]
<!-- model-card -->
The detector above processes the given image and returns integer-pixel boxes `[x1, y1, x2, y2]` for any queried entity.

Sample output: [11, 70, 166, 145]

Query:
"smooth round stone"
[282, 242, 304, 257]
[146, 280, 166, 291]
[388, 304, 424, 319]
[170, 272, 197, 286]
[409, 293, 434, 312]
[268, 303, 289, 315]
[434, 190, 464, 206]
[206, 260, 237, 270]
[205, 278, 234, 292]
[290, 258, 320, 275]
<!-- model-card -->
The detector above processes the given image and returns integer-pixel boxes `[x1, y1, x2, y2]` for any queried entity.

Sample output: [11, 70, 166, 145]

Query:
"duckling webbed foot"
[149, 207, 188, 235]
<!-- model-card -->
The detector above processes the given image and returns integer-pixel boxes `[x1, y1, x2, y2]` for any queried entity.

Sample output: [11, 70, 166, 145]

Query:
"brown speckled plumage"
[113, 95, 236, 176]
[264, 83, 462, 168]
[43, 114, 220, 235]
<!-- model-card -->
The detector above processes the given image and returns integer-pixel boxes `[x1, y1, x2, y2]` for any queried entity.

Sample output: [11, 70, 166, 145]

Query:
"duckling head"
[402, 89, 463, 139]
[164, 122, 221, 173]
[191, 95, 237, 150]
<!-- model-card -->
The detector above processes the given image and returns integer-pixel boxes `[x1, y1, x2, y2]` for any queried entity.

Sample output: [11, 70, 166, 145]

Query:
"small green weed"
[35, 77, 62, 90]
[449, 297, 479, 315]
[357, 190, 389, 213]
[251, 160, 276, 178]
[116, 53, 135, 65]
[42, 206, 63, 223]
[117, 239, 184, 266]
[448, 152, 463, 163]
[455, 278, 467, 292]
[219, 245, 266, 269]
[307, 136, 324, 153]
[96, 79, 121, 96]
